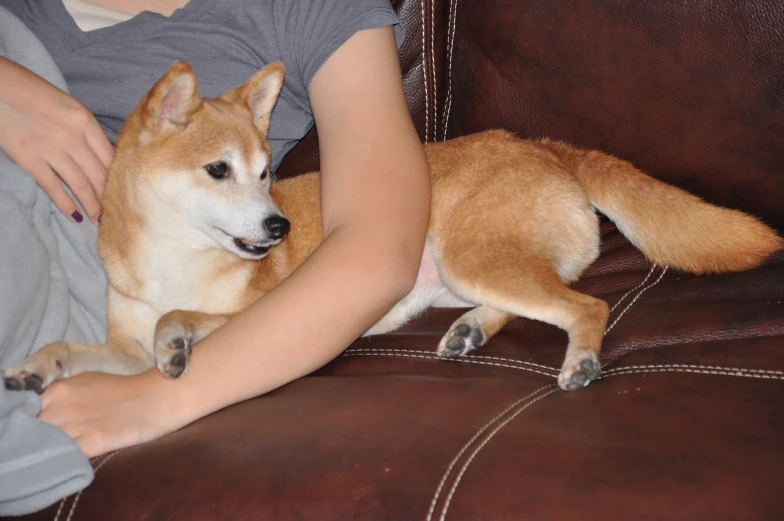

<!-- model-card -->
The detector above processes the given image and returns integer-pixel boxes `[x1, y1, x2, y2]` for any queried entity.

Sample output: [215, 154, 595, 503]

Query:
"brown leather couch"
[14, 1, 784, 519]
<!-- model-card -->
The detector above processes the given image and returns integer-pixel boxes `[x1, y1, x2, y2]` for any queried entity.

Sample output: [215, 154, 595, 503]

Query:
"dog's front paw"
[437, 320, 486, 359]
[3, 368, 46, 394]
[558, 351, 601, 391]
[154, 325, 193, 379]
[2, 343, 69, 393]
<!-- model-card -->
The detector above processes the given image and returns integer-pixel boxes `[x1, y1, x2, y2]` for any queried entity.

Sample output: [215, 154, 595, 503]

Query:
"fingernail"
[71, 210, 83, 223]
[97, 214, 102, 225]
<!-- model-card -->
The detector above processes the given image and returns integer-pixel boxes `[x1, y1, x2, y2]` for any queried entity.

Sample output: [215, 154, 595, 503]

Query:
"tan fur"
[543, 140, 783, 274]
[3, 64, 781, 393]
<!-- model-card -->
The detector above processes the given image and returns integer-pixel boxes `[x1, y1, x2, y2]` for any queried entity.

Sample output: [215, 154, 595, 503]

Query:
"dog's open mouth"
[233, 237, 270, 256]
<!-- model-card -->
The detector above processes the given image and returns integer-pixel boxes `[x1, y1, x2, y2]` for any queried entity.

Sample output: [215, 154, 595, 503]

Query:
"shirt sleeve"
[274, 0, 405, 103]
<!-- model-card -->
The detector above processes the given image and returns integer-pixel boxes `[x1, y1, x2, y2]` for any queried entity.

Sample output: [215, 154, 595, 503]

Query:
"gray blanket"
[0, 6, 109, 516]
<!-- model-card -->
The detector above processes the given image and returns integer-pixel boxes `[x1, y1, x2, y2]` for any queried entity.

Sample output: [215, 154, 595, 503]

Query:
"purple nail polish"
[97, 214, 102, 225]
[71, 210, 83, 223]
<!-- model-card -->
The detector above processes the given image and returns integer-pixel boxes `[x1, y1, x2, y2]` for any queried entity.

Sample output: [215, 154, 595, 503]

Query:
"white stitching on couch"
[341, 351, 784, 381]
[64, 450, 122, 521]
[347, 347, 559, 373]
[608, 264, 657, 314]
[604, 364, 784, 375]
[425, 385, 553, 521]
[605, 266, 667, 335]
[441, 0, 458, 140]
[51, 452, 112, 521]
[53, 450, 122, 521]
[420, 0, 429, 142]
[429, 0, 437, 141]
[603, 365, 784, 380]
[341, 350, 559, 378]
[438, 387, 559, 521]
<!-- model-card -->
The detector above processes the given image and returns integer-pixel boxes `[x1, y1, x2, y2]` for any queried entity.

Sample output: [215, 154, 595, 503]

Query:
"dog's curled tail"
[543, 140, 783, 275]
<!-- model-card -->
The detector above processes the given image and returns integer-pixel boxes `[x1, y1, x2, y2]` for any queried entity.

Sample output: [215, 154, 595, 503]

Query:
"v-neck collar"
[44, 0, 215, 50]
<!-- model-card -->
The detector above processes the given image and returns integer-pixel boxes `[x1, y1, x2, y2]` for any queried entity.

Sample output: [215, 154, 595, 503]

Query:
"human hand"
[38, 371, 183, 458]
[0, 57, 113, 225]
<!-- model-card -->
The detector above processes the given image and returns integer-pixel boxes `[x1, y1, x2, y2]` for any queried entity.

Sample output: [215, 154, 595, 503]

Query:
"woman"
[0, 0, 430, 458]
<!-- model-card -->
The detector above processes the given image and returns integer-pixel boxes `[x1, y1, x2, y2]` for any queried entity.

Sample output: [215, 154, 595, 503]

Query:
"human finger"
[50, 152, 102, 224]
[27, 159, 83, 222]
[85, 119, 114, 170]
[69, 140, 108, 202]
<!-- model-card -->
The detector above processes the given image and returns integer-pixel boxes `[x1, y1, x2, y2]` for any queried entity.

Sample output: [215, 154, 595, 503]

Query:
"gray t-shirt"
[2, 0, 405, 172]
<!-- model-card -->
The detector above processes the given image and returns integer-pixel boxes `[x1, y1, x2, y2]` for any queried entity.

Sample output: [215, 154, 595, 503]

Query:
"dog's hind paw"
[558, 352, 601, 391]
[437, 321, 486, 359]
[154, 332, 192, 379]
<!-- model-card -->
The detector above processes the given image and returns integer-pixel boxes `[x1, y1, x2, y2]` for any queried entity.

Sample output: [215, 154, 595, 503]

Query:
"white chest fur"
[133, 241, 254, 316]
[365, 240, 469, 335]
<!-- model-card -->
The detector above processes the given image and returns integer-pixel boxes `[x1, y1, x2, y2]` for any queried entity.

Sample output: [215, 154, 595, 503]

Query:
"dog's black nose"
[264, 216, 290, 240]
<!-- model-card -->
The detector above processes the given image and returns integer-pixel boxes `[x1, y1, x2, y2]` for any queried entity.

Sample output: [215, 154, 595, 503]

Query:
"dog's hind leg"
[153, 310, 233, 379]
[2, 339, 151, 393]
[438, 254, 608, 391]
[437, 306, 515, 358]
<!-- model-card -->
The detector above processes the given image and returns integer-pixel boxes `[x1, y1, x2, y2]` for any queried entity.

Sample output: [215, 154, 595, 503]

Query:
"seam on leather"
[420, 0, 429, 142]
[426, 385, 554, 521]
[605, 364, 784, 375]
[52, 494, 68, 521]
[441, 0, 458, 140]
[51, 451, 109, 521]
[53, 450, 122, 521]
[608, 264, 657, 314]
[346, 347, 559, 373]
[605, 265, 667, 335]
[429, 0, 437, 141]
[437, 386, 559, 521]
[341, 350, 559, 378]
[342, 349, 784, 381]
[602, 365, 784, 380]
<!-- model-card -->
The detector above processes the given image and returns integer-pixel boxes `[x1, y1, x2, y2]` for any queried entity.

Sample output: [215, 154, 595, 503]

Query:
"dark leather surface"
[12, 1, 784, 520]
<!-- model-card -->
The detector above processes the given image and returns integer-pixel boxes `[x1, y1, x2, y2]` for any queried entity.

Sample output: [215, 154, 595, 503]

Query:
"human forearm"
[157, 217, 424, 424]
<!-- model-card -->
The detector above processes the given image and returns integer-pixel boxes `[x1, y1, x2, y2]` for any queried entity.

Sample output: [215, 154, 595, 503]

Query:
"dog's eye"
[205, 162, 229, 179]
[260, 169, 268, 180]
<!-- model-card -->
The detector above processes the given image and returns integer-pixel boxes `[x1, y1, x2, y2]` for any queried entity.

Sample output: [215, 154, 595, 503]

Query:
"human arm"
[38, 26, 431, 457]
[0, 57, 112, 224]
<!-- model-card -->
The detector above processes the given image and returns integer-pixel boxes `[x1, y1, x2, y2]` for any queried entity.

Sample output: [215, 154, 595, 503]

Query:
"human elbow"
[392, 246, 423, 298]
[372, 235, 426, 303]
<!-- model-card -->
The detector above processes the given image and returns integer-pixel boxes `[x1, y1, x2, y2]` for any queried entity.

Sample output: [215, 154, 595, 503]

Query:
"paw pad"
[3, 373, 45, 394]
[558, 354, 601, 392]
[437, 322, 486, 358]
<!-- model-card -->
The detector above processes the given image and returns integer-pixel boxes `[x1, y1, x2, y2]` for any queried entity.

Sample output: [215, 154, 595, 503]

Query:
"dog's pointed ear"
[221, 62, 285, 134]
[142, 61, 201, 129]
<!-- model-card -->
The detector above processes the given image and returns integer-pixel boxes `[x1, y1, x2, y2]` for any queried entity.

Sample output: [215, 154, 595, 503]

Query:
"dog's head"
[112, 61, 289, 260]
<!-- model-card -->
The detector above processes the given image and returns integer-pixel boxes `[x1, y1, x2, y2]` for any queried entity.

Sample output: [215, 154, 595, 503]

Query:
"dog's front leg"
[2, 340, 152, 394]
[153, 310, 233, 379]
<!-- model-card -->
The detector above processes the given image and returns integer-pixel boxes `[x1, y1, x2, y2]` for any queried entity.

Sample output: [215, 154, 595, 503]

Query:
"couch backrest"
[277, 0, 784, 230]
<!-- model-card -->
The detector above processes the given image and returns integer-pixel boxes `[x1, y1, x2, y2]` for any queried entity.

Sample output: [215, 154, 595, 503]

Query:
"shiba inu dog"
[3, 62, 782, 393]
